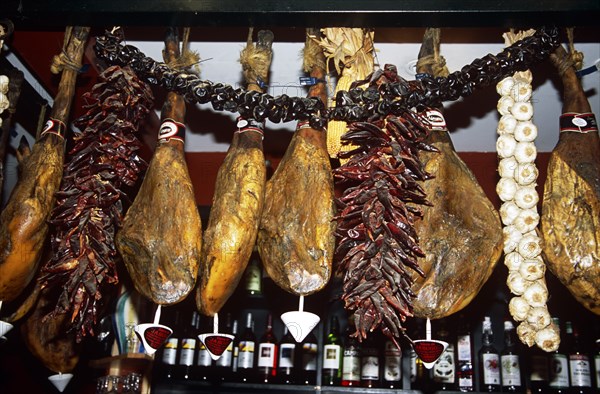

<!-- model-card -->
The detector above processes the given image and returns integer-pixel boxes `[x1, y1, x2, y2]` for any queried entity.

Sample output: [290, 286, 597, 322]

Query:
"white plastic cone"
[48, 373, 73, 392]
[0, 320, 13, 337]
[134, 305, 172, 355]
[198, 333, 234, 360]
[281, 295, 320, 342]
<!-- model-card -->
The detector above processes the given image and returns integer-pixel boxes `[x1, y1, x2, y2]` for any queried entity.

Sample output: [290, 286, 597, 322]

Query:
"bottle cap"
[504, 320, 514, 330]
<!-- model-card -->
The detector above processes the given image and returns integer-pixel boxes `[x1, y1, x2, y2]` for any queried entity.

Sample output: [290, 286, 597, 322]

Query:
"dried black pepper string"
[94, 27, 559, 128]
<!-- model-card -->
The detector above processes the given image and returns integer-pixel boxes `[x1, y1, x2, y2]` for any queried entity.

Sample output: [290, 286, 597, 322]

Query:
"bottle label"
[342, 349, 360, 381]
[549, 353, 569, 388]
[238, 340, 255, 369]
[530, 354, 548, 382]
[433, 343, 455, 383]
[197, 343, 212, 367]
[569, 354, 592, 387]
[245, 262, 261, 293]
[481, 353, 500, 384]
[501, 354, 521, 386]
[179, 338, 196, 366]
[457, 334, 472, 361]
[162, 338, 179, 365]
[258, 343, 276, 368]
[361, 355, 380, 381]
[323, 344, 341, 369]
[279, 343, 295, 368]
[384, 341, 402, 382]
[232, 346, 239, 372]
[458, 364, 474, 390]
[216, 345, 233, 368]
[595, 354, 600, 389]
[302, 343, 318, 371]
[410, 348, 417, 382]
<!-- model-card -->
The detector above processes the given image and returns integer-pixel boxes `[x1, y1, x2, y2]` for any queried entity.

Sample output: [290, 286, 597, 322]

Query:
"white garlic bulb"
[535, 325, 560, 352]
[523, 280, 549, 307]
[511, 101, 534, 121]
[517, 321, 536, 347]
[511, 81, 533, 102]
[496, 76, 515, 97]
[514, 141, 537, 163]
[514, 208, 540, 233]
[514, 163, 538, 186]
[0, 92, 8, 112]
[509, 296, 530, 321]
[498, 157, 518, 178]
[526, 306, 551, 330]
[496, 134, 517, 158]
[507, 271, 529, 295]
[497, 96, 515, 116]
[517, 234, 542, 259]
[503, 225, 522, 253]
[518, 257, 546, 281]
[500, 201, 522, 226]
[514, 121, 538, 142]
[497, 177, 518, 202]
[497, 114, 518, 135]
[514, 186, 539, 209]
[0, 75, 9, 94]
[504, 251, 524, 271]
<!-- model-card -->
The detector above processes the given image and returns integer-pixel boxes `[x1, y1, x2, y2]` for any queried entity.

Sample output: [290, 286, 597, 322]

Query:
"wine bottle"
[277, 326, 296, 384]
[341, 323, 361, 386]
[500, 320, 523, 392]
[433, 319, 456, 391]
[177, 311, 198, 380]
[360, 333, 380, 388]
[382, 338, 402, 388]
[593, 338, 600, 392]
[528, 343, 550, 393]
[257, 313, 278, 383]
[567, 321, 593, 393]
[215, 315, 235, 382]
[300, 330, 318, 385]
[195, 314, 213, 381]
[154, 310, 179, 381]
[549, 318, 570, 394]
[456, 316, 475, 392]
[478, 316, 500, 392]
[244, 254, 262, 297]
[238, 312, 256, 383]
[230, 319, 241, 378]
[322, 315, 342, 386]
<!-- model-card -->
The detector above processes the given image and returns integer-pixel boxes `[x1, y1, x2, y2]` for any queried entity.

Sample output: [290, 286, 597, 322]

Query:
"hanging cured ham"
[116, 28, 202, 305]
[0, 26, 90, 302]
[409, 28, 504, 319]
[257, 28, 335, 296]
[541, 43, 600, 315]
[196, 30, 271, 316]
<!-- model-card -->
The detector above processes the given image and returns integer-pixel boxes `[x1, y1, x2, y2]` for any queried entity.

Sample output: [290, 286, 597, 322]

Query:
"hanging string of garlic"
[0, 75, 8, 127]
[496, 29, 560, 352]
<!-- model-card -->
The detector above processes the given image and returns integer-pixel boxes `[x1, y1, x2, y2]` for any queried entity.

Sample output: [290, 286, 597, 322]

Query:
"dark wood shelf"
[3, 0, 599, 28]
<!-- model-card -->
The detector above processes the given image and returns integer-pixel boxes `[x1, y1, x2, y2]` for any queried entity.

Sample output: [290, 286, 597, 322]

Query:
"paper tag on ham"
[559, 112, 598, 133]
[424, 109, 448, 131]
[41, 118, 67, 139]
[159, 118, 186, 142]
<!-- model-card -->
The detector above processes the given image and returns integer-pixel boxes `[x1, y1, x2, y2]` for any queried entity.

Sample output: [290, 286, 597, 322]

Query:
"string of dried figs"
[334, 65, 436, 346]
[93, 27, 559, 129]
[39, 65, 154, 340]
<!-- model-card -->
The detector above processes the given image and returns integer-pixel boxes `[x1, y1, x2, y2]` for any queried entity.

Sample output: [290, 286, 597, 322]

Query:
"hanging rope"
[566, 27, 584, 71]
[416, 28, 449, 78]
[50, 26, 84, 74]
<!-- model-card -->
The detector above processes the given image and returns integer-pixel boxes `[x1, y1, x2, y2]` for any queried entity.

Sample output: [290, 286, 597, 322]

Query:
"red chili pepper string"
[39, 65, 154, 342]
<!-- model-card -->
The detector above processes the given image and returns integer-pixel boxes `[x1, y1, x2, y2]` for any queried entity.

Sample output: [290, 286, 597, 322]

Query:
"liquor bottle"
[478, 316, 500, 392]
[238, 312, 256, 383]
[177, 311, 198, 380]
[360, 333, 380, 388]
[195, 314, 213, 381]
[341, 323, 361, 386]
[528, 344, 550, 393]
[433, 319, 457, 391]
[277, 326, 296, 384]
[567, 321, 593, 393]
[456, 316, 475, 392]
[244, 254, 262, 297]
[257, 313, 278, 383]
[231, 319, 241, 377]
[322, 315, 342, 386]
[500, 320, 523, 392]
[300, 330, 318, 385]
[382, 338, 402, 388]
[594, 339, 600, 392]
[154, 310, 180, 381]
[549, 318, 570, 393]
[215, 316, 236, 382]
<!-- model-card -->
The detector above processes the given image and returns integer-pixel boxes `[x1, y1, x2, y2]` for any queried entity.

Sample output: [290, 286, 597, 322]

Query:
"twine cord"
[50, 26, 83, 74]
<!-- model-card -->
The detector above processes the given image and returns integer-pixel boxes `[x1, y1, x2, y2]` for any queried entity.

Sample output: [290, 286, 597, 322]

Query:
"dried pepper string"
[94, 27, 559, 130]
[39, 65, 154, 341]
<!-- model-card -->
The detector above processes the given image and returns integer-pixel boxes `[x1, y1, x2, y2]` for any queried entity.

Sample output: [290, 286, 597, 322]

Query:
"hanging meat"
[196, 29, 271, 316]
[409, 28, 503, 319]
[116, 28, 202, 306]
[541, 43, 600, 315]
[257, 28, 335, 296]
[0, 26, 90, 302]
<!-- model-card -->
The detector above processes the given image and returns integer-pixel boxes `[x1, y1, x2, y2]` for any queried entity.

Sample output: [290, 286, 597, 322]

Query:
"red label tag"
[559, 112, 598, 133]
[141, 326, 171, 350]
[413, 340, 446, 363]
[41, 118, 67, 139]
[204, 335, 234, 357]
[159, 119, 186, 142]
